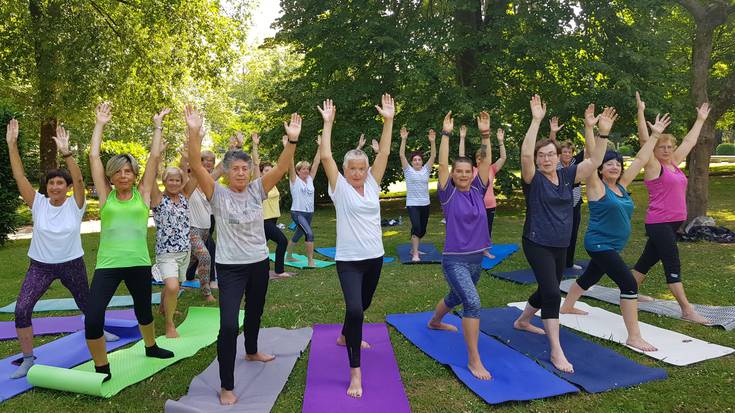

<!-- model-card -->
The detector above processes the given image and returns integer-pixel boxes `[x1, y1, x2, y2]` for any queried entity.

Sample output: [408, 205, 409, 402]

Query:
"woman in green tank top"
[83, 103, 175, 381]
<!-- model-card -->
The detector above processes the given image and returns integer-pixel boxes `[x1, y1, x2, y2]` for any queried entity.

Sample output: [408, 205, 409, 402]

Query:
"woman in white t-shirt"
[319, 95, 394, 398]
[286, 136, 321, 267]
[398, 126, 436, 262]
[5, 121, 117, 379]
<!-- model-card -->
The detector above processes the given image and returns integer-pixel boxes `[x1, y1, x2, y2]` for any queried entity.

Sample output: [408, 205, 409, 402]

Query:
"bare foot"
[411, 253, 420, 262]
[513, 319, 546, 335]
[682, 311, 712, 325]
[468, 361, 492, 380]
[637, 294, 654, 302]
[560, 306, 588, 315]
[204, 294, 216, 302]
[483, 250, 495, 259]
[165, 327, 180, 339]
[336, 335, 371, 349]
[286, 255, 299, 262]
[245, 352, 275, 362]
[219, 389, 237, 405]
[158, 305, 165, 315]
[427, 320, 458, 332]
[626, 336, 658, 352]
[307, 260, 316, 268]
[550, 351, 574, 373]
[347, 368, 362, 398]
[418, 250, 427, 255]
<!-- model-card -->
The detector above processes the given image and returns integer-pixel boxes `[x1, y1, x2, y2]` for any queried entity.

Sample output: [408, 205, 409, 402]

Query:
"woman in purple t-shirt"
[426, 111, 493, 381]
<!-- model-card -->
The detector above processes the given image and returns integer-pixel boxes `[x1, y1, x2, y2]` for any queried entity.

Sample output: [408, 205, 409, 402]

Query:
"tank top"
[263, 186, 281, 220]
[584, 184, 634, 252]
[645, 162, 687, 224]
[96, 188, 151, 268]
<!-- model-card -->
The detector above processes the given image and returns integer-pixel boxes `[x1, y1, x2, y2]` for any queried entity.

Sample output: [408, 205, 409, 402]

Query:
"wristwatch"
[288, 139, 299, 144]
[441, 131, 451, 137]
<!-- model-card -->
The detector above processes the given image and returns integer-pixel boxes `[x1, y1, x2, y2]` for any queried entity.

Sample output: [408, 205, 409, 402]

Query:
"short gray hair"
[342, 149, 369, 169]
[105, 154, 139, 179]
[222, 149, 252, 171]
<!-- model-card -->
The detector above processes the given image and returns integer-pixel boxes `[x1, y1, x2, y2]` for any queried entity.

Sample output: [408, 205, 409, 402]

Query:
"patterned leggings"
[15, 257, 89, 328]
[190, 227, 212, 296]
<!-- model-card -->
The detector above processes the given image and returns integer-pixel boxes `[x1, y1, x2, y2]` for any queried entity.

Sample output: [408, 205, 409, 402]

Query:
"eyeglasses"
[536, 152, 558, 159]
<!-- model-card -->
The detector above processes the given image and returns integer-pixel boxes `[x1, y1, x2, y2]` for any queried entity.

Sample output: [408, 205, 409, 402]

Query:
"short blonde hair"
[105, 154, 139, 179]
[295, 160, 311, 172]
[658, 134, 677, 147]
[162, 166, 184, 182]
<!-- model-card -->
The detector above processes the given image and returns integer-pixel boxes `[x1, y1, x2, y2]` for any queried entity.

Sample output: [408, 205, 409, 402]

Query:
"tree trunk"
[39, 117, 58, 177]
[453, 1, 482, 88]
[686, 119, 715, 219]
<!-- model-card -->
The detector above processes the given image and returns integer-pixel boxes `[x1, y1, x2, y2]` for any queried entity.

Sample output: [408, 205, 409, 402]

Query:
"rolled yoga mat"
[489, 260, 590, 284]
[480, 244, 520, 270]
[27, 306, 238, 397]
[508, 300, 735, 366]
[315, 247, 395, 264]
[302, 323, 411, 413]
[165, 327, 312, 413]
[0, 309, 136, 340]
[559, 279, 735, 331]
[475, 307, 667, 393]
[396, 243, 442, 264]
[0, 314, 141, 403]
[270, 253, 336, 269]
[386, 312, 578, 404]
[0, 293, 162, 313]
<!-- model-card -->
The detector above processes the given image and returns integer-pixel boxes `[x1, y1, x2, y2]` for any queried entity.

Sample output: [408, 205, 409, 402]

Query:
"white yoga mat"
[508, 300, 734, 366]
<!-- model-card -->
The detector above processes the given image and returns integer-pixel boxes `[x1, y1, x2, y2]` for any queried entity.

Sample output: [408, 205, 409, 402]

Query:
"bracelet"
[441, 131, 451, 137]
[288, 139, 299, 144]
[155, 126, 163, 131]
[61, 152, 73, 158]
[480, 130, 491, 137]
[599, 134, 609, 139]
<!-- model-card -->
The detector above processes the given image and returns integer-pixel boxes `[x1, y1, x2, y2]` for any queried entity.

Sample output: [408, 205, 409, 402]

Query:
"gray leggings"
[291, 211, 314, 243]
[442, 253, 484, 318]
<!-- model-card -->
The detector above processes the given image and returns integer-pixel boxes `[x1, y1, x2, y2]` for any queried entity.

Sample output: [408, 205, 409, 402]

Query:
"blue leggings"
[291, 211, 314, 243]
[441, 253, 484, 318]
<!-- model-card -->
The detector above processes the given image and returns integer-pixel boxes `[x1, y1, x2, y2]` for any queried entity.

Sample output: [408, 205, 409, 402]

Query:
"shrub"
[618, 145, 635, 156]
[79, 139, 149, 185]
[715, 143, 735, 155]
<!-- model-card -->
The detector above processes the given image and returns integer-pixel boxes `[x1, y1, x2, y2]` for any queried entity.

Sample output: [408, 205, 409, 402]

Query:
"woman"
[398, 126, 436, 262]
[560, 113, 673, 352]
[260, 137, 294, 279]
[286, 137, 321, 267]
[319, 95, 394, 398]
[185, 104, 302, 406]
[426, 111, 493, 380]
[5, 121, 118, 379]
[631, 92, 710, 324]
[512, 97, 609, 373]
[84, 103, 174, 382]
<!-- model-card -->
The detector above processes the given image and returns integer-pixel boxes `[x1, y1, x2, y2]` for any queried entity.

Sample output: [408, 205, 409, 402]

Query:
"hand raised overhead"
[530, 95, 546, 121]
[428, 129, 436, 143]
[375, 93, 395, 120]
[584, 103, 599, 128]
[152, 108, 171, 127]
[184, 105, 203, 130]
[317, 99, 336, 123]
[476, 112, 490, 135]
[284, 113, 302, 141]
[442, 111, 454, 134]
[696, 102, 711, 121]
[251, 132, 260, 146]
[597, 106, 619, 135]
[400, 126, 408, 140]
[96, 102, 112, 125]
[52, 125, 71, 155]
[496, 128, 505, 144]
[6, 118, 19, 145]
[635, 91, 645, 112]
[647, 113, 672, 136]
[371, 139, 379, 153]
[550, 116, 564, 133]
[459, 124, 467, 139]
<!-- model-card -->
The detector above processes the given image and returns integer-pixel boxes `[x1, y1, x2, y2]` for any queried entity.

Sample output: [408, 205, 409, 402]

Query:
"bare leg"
[411, 235, 421, 262]
[87, 337, 108, 367]
[559, 282, 589, 315]
[668, 283, 710, 324]
[427, 299, 458, 332]
[462, 317, 491, 380]
[16, 327, 33, 355]
[513, 302, 546, 335]
[139, 321, 158, 347]
[336, 335, 370, 349]
[305, 241, 316, 267]
[542, 318, 574, 373]
[632, 270, 654, 302]
[286, 240, 298, 261]
[163, 278, 179, 338]
[620, 299, 657, 351]
[347, 367, 362, 398]
[245, 352, 276, 362]
[220, 389, 237, 405]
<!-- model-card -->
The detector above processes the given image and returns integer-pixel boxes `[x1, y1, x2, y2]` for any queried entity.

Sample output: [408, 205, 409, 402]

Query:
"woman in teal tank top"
[561, 113, 672, 353]
[83, 103, 174, 381]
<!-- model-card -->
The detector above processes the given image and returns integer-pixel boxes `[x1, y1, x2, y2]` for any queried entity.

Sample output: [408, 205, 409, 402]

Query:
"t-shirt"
[472, 164, 499, 209]
[584, 184, 634, 252]
[645, 163, 687, 224]
[27, 193, 85, 264]
[210, 180, 268, 264]
[439, 175, 490, 254]
[263, 186, 281, 220]
[404, 165, 431, 206]
[97, 189, 151, 269]
[290, 175, 315, 212]
[522, 164, 578, 248]
[328, 171, 384, 261]
[557, 151, 584, 207]
[153, 193, 190, 254]
[188, 188, 212, 229]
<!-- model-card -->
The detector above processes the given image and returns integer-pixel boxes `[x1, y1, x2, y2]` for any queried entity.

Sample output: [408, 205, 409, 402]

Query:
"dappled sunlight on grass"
[709, 209, 735, 224]
[383, 230, 400, 237]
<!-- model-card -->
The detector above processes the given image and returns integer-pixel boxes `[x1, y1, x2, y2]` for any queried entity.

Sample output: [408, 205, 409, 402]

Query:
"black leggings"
[523, 238, 566, 319]
[566, 202, 582, 267]
[577, 249, 638, 299]
[486, 207, 496, 241]
[264, 218, 288, 274]
[336, 257, 383, 368]
[216, 259, 270, 391]
[634, 221, 683, 284]
[85, 266, 153, 339]
[407, 205, 430, 238]
[186, 215, 217, 282]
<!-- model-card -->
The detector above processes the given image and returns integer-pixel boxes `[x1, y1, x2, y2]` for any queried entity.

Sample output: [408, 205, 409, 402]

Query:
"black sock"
[145, 344, 174, 359]
[95, 363, 112, 382]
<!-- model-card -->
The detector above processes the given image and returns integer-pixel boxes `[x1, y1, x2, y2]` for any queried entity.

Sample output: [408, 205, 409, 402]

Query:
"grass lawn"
[1, 176, 734, 412]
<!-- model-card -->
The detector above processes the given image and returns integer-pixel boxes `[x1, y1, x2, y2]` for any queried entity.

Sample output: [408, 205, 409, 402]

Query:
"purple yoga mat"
[302, 323, 411, 413]
[0, 310, 137, 340]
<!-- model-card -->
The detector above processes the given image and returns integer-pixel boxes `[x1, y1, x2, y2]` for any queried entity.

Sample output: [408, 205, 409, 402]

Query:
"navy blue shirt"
[522, 164, 578, 248]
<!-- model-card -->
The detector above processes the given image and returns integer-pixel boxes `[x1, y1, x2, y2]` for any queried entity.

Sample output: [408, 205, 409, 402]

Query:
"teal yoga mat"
[0, 293, 162, 313]
[269, 253, 335, 269]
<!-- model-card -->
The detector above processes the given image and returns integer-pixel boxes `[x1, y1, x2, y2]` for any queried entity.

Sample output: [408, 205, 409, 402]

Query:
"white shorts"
[152, 251, 191, 283]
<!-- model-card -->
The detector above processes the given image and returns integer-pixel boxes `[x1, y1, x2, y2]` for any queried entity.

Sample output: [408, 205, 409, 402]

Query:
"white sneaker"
[441, 218, 446, 224]
[571, 264, 583, 270]
[210, 280, 218, 290]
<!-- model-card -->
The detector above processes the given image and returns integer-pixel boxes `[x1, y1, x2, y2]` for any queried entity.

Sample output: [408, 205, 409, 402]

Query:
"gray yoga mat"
[0, 293, 162, 313]
[559, 279, 735, 330]
[164, 327, 313, 413]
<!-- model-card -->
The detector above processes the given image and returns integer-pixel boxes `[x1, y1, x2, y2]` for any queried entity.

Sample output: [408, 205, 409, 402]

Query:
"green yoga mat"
[27, 306, 243, 397]
[0, 293, 162, 313]
[269, 253, 335, 269]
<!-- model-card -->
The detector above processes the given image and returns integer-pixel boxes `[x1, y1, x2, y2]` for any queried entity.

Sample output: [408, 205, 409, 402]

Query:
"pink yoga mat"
[0, 310, 137, 340]
[302, 323, 411, 413]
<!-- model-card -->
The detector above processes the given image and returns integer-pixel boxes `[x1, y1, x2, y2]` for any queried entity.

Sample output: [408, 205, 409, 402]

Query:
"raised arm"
[576, 106, 614, 182]
[179, 140, 198, 198]
[493, 128, 507, 171]
[438, 111, 453, 189]
[356, 133, 366, 151]
[310, 135, 321, 179]
[458, 125, 467, 157]
[549, 116, 563, 142]
[398, 127, 410, 169]
[149, 138, 166, 208]
[521, 95, 546, 184]
[5, 119, 35, 207]
[317, 99, 339, 191]
[621, 113, 671, 188]
[138, 108, 169, 206]
[52, 125, 85, 208]
[370, 93, 395, 184]
[580, 103, 598, 170]
[251, 132, 261, 179]
[476, 112, 492, 187]
[635, 91, 650, 145]
[672, 102, 710, 165]
[185, 105, 215, 200]
[426, 129, 437, 168]
[89, 103, 113, 208]
[263, 113, 301, 192]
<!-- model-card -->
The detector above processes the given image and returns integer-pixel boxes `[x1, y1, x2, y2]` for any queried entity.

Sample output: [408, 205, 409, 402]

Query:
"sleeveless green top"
[96, 188, 152, 268]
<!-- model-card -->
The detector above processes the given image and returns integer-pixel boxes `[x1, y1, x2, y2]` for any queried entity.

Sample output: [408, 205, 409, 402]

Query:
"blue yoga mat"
[315, 247, 395, 264]
[481, 244, 519, 270]
[396, 243, 442, 264]
[152, 279, 200, 288]
[476, 307, 668, 393]
[386, 312, 578, 404]
[490, 260, 590, 285]
[0, 293, 162, 313]
[0, 315, 142, 402]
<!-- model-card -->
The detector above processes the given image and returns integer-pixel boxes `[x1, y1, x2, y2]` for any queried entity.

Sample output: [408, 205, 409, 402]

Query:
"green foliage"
[0, 108, 24, 245]
[618, 144, 635, 156]
[715, 143, 735, 155]
[77, 139, 149, 184]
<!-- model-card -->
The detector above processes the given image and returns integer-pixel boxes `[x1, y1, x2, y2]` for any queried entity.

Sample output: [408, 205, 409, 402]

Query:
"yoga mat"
[386, 312, 578, 403]
[396, 243, 442, 264]
[476, 307, 667, 393]
[0, 293, 162, 313]
[271, 253, 336, 269]
[165, 327, 312, 413]
[27, 306, 240, 397]
[302, 324, 411, 413]
[481, 243, 519, 270]
[152, 279, 201, 288]
[0, 309, 136, 340]
[490, 260, 589, 285]
[508, 300, 735, 366]
[0, 314, 141, 402]
[559, 279, 735, 331]
[315, 247, 395, 264]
